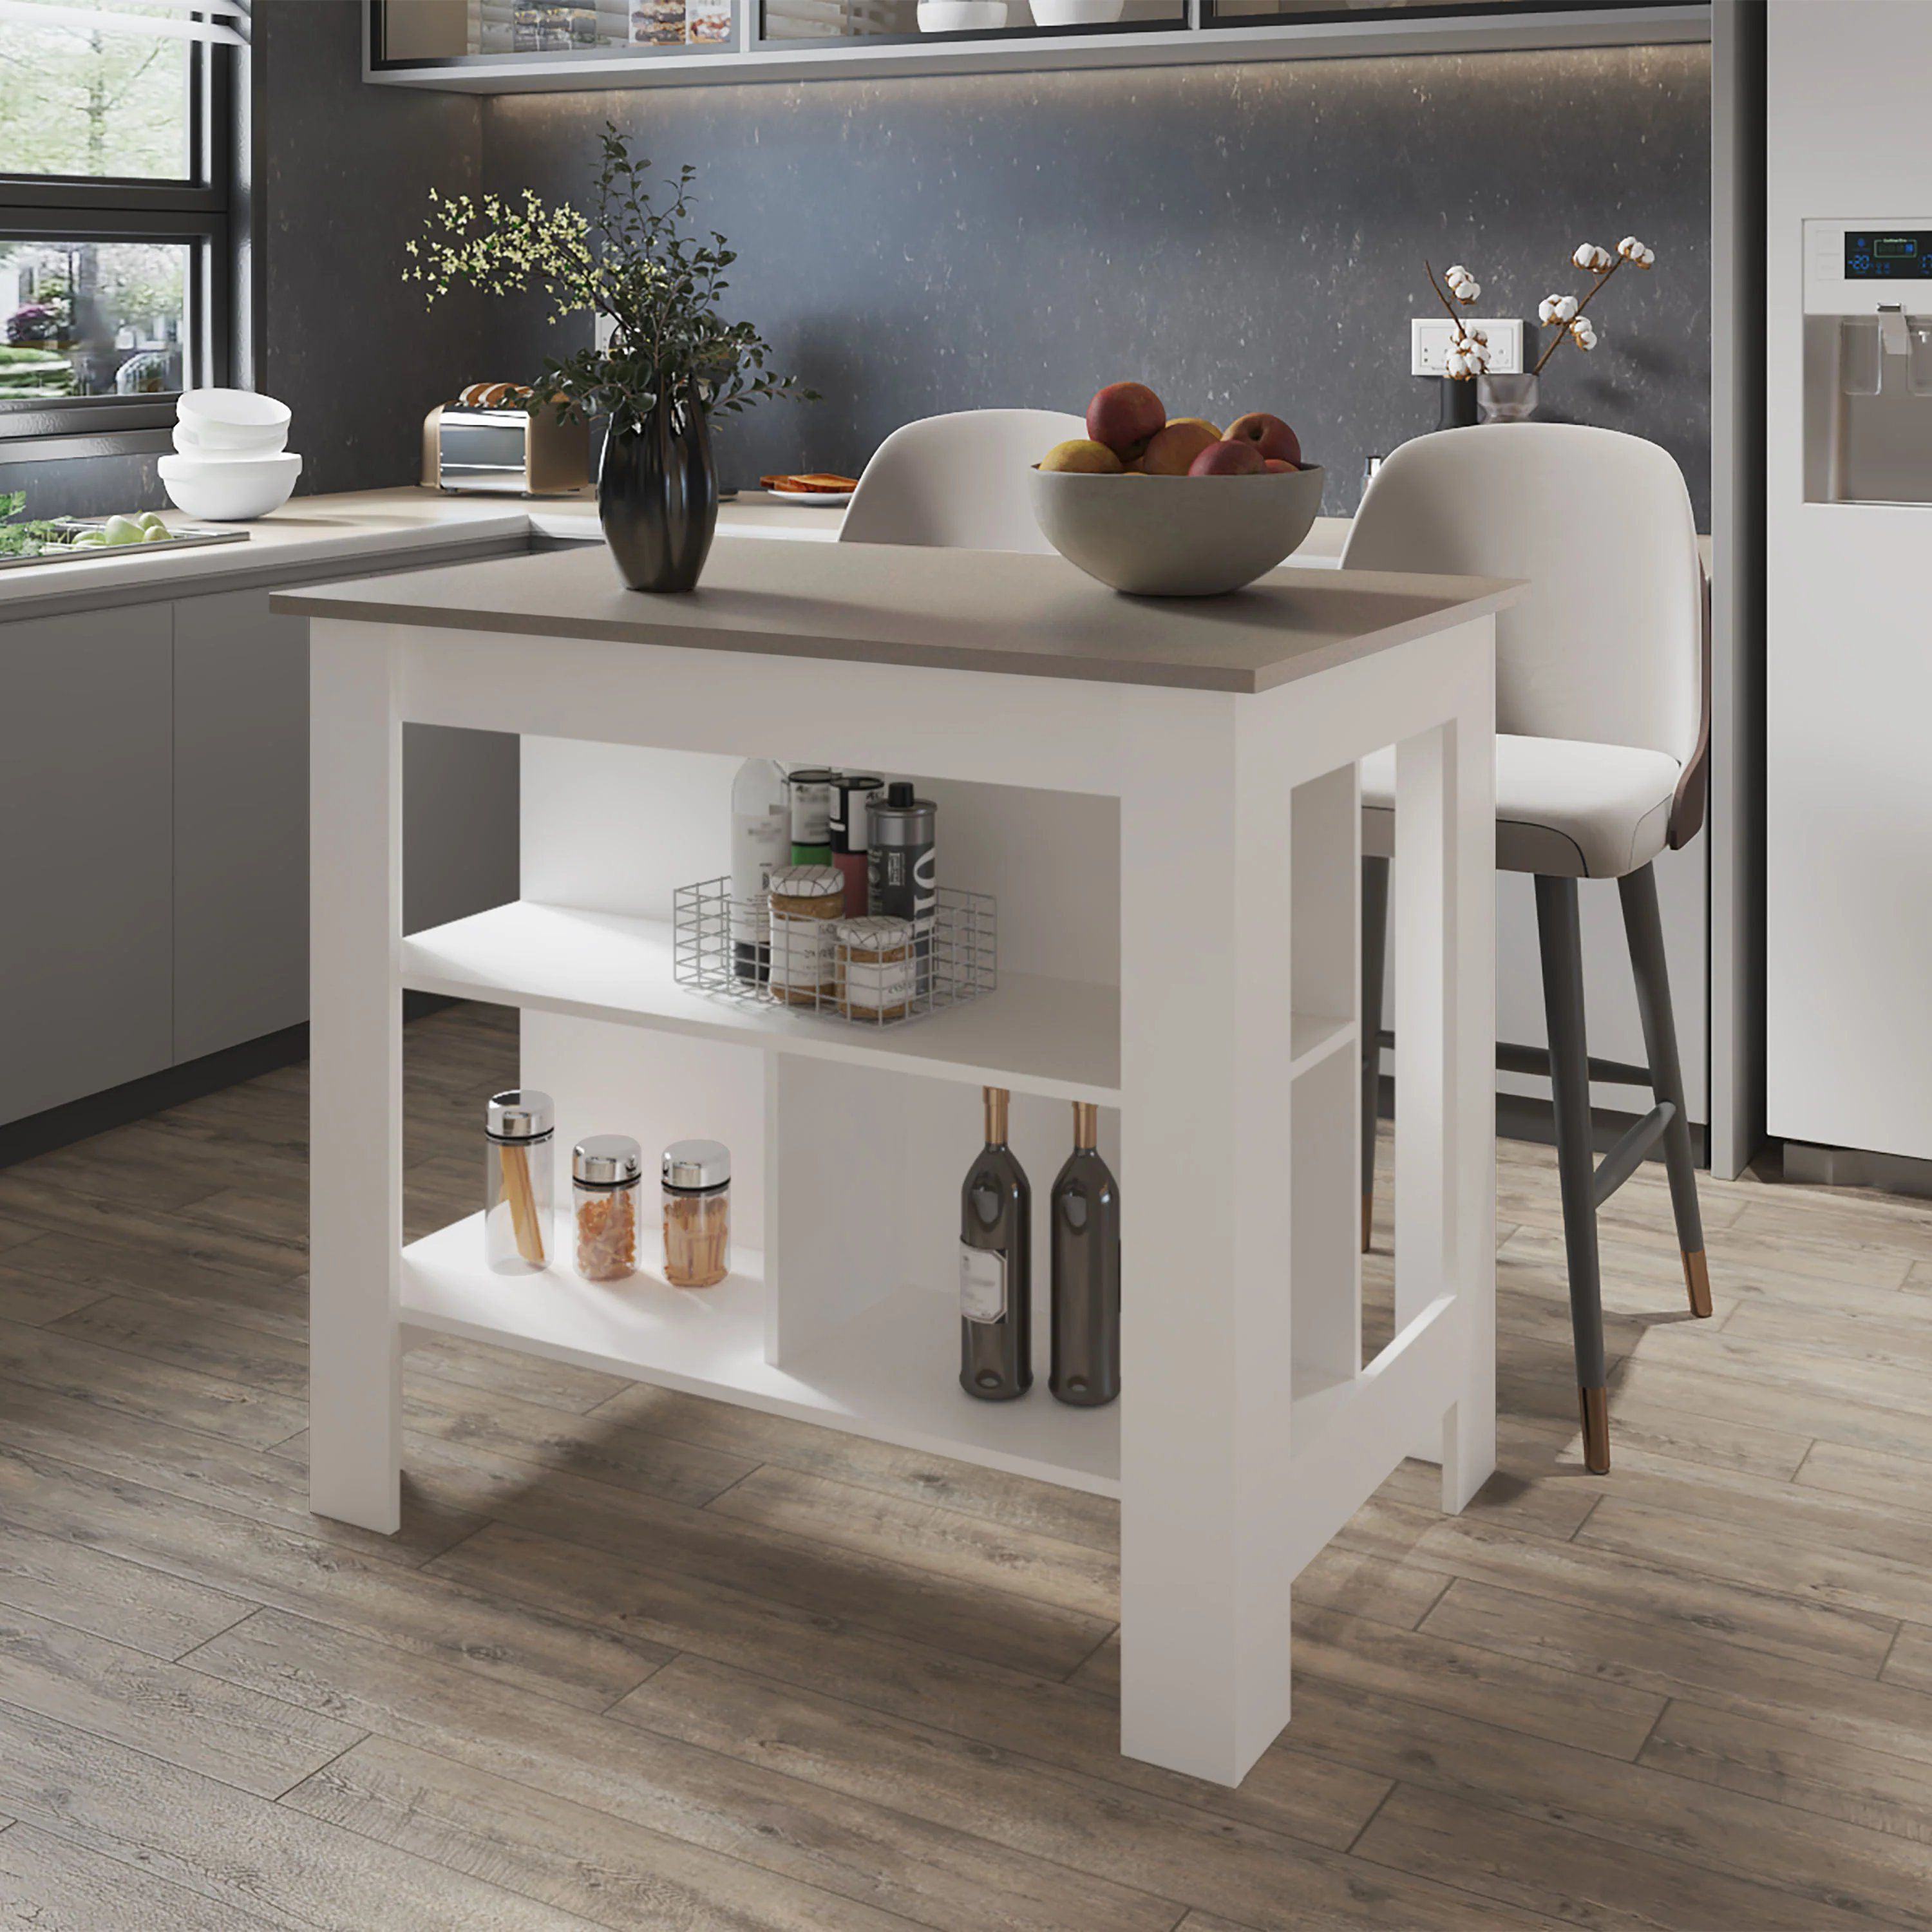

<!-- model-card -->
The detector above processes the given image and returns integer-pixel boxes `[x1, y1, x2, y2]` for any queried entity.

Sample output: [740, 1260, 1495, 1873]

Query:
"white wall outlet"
[1410, 316, 1525, 377]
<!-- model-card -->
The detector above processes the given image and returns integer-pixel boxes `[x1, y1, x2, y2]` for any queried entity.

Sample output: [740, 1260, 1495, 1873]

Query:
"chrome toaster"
[421, 383, 590, 497]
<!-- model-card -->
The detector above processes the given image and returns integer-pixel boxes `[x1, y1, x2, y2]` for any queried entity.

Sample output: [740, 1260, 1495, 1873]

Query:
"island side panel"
[309, 620, 404, 1533]
[1117, 688, 1296, 1788]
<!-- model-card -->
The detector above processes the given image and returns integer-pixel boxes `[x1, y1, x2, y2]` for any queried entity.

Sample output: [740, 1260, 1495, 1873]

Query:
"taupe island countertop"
[273, 531, 1519, 696]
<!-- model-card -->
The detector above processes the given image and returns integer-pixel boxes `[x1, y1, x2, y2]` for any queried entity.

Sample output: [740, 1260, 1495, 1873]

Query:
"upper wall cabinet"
[367, 0, 1709, 91]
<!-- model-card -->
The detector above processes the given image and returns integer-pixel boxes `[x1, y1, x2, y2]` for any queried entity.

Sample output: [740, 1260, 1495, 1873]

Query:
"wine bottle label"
[959, 1244, 1006, 1323]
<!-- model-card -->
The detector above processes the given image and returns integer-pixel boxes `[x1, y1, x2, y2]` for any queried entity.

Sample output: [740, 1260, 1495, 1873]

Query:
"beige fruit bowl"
[1028, 462, 1325, 596]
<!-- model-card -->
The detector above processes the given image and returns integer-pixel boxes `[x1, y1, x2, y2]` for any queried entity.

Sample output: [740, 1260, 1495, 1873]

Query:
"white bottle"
[730, 759, 790, 984]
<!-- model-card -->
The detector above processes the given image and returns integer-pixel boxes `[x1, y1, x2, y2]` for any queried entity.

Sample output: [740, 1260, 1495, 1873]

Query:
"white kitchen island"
[276, 533, 1513, 1789]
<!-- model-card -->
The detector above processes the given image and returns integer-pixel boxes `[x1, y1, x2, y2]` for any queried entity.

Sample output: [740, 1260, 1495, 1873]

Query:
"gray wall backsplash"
[5, 22, 1710, 529]
[258, 1, 486, 498]
[484, 43, 1712, 523]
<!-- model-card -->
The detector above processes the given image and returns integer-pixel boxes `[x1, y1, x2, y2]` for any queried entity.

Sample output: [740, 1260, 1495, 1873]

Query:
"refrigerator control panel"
[1806, 219, 1932, 311]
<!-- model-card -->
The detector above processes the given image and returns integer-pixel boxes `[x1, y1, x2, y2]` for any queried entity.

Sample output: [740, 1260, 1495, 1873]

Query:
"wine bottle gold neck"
[1072, 1101, 1098, 1151]
[983, 1086, 1009, 1146]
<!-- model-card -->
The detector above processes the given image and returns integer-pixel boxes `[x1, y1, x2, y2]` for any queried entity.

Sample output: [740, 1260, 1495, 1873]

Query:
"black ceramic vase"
[599, 381, 718, 593]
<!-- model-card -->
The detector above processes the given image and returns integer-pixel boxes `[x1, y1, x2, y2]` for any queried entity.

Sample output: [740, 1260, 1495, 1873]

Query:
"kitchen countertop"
[0, 480, 1692, 625]
[274, 529, 1517, 696]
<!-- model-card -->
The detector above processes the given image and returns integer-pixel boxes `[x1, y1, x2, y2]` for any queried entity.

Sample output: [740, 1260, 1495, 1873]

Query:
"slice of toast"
[760, 473, 860, 494]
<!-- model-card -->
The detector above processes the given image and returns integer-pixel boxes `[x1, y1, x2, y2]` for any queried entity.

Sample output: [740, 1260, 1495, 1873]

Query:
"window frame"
[0, 32, 237, 453]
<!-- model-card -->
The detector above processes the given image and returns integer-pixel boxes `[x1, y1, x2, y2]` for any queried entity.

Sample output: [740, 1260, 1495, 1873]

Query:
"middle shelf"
[404, 897, 1121, 1101]
[402, 898, 1354, 1105]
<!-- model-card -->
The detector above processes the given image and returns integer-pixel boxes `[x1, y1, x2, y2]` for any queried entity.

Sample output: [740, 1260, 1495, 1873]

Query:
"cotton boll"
[1570, 317, 1598, 350]
[1455, 278, 1481, 303]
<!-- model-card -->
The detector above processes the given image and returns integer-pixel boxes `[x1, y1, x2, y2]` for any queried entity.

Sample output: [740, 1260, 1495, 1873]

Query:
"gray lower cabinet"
[173, 587, 311, 1061]
[3, 566, 520, 1134]
[0, 603, 175, 1124]
[171, 585, 520, 1066]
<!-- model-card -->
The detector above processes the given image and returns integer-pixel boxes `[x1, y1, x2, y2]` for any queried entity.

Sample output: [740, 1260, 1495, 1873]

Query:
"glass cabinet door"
[373, 0, 737, 64]
[1206, 0, 1701, 24]
[759, 0, 1182, 46]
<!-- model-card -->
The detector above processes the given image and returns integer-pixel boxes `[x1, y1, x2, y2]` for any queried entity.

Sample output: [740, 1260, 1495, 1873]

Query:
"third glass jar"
[662, 1139, 730, 1287]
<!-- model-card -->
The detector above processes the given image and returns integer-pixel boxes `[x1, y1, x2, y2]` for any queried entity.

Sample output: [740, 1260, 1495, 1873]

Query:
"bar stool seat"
[1360, 735, 1682, 879]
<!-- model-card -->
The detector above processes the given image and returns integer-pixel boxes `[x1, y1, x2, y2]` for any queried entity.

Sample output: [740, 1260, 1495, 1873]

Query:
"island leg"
[1393, 630, 1497, 1510]
[1117, 692, 1296, 1787]
[308, 623, 403, 1533]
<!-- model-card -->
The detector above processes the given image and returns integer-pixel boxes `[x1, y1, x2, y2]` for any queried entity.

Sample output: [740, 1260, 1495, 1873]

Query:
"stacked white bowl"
[158, 390, 301, 521]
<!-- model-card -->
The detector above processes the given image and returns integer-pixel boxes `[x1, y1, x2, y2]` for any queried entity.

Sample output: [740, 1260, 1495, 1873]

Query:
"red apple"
[1264, 458, 1298, 473]
[1225, 412, 1302, 467]
[1189, 438, 1267, 477]
[1086, 382, 1166, 462]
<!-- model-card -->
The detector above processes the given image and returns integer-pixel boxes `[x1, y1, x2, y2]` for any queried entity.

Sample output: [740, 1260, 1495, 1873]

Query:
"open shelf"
[401, 1210, 1121, 1495]
[402, 899, 1121, 1104]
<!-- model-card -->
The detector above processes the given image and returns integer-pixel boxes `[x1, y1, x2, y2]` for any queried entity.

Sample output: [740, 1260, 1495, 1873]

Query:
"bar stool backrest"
[1341, 422, 1702, 770]
[840, 408, 1086, 553]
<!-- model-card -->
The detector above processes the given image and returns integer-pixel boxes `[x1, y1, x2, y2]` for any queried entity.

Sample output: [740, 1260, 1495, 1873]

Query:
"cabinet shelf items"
[366, 1, 1709, 93]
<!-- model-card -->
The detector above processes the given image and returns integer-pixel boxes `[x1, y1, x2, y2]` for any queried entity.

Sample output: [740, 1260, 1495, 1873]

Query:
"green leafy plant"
[405, 126, 814, 436]
[0, 489, 67, 560]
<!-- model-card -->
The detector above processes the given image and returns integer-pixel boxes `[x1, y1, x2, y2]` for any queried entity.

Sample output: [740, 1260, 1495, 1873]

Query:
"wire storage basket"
[673, 878, 996, 1027]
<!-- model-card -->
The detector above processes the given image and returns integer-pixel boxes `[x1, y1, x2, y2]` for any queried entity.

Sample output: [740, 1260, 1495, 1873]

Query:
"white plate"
[744, 488, 853, 508]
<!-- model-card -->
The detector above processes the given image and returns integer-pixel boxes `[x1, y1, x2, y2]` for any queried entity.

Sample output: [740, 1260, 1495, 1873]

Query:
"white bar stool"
[1345, 422, 1713, 1474]
[840, 408, 1084, 551]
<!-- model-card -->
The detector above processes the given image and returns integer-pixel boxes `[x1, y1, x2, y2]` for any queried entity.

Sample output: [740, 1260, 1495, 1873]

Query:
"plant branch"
[1531, 256, 1622, 376]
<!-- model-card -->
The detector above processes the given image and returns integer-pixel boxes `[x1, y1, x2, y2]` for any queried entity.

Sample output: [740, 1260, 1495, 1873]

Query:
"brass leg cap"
[1579, 1385, 1610, 1474]
[1682, 1247, 1713, 1320]
[1361, 1195, 1374, 1255]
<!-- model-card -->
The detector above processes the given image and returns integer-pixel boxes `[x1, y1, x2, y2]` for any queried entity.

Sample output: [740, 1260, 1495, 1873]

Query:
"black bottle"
[1050, 1102, 1121, 1407]
[959, 1086, 1031, 1401]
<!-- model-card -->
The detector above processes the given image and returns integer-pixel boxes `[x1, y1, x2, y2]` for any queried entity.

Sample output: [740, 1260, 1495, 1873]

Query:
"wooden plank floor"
[2, 1002, 1931, 1928]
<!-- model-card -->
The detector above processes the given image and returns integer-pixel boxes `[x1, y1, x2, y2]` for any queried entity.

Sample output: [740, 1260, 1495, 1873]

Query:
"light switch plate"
[1410, 316, 1525, 376]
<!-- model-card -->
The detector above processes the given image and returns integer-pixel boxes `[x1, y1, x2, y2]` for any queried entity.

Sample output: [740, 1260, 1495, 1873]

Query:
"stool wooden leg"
[1361, 855, 1390, 1253]
[1535, 874, 1611, 1474]
[1619, 863, 1712, 1318]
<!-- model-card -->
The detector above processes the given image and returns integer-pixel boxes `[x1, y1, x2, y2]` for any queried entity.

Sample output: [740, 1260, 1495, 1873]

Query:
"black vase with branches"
[406, 126, 814, 592]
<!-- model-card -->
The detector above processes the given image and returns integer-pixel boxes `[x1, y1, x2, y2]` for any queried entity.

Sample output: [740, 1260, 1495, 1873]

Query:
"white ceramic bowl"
[917, 0, 1007, 28]
[158, 450, 302, 521]
[172, 417, 287, 457]
[1028, 463, 1325, 596]
[176, 388, 292, 453]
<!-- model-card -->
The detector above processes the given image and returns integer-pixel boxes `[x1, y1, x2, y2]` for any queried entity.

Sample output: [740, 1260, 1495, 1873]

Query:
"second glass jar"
[573, 1134, 641, 1281]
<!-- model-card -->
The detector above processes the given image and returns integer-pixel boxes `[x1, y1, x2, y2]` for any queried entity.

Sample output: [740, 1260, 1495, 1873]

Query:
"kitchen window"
[0, 1, 243, 453]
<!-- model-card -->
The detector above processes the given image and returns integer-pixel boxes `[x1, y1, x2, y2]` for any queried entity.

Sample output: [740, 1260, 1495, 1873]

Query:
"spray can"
[868, 782, 937, 998]
[828, 774, 884, 920]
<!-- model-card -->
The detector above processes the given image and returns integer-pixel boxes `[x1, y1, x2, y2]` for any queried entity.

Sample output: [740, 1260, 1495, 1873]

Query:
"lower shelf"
[401, 1211, 1121, 1496]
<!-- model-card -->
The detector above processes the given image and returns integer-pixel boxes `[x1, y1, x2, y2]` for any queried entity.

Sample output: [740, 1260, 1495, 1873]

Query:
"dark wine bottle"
[1050, 1101, 1121, 1407]
[959, 1086, 1031, 1401]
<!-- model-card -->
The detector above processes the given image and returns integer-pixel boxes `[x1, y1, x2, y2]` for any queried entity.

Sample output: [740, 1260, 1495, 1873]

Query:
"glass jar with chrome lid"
[662, 1139, 730, 1288]
[573, 1134, 641, 1282]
